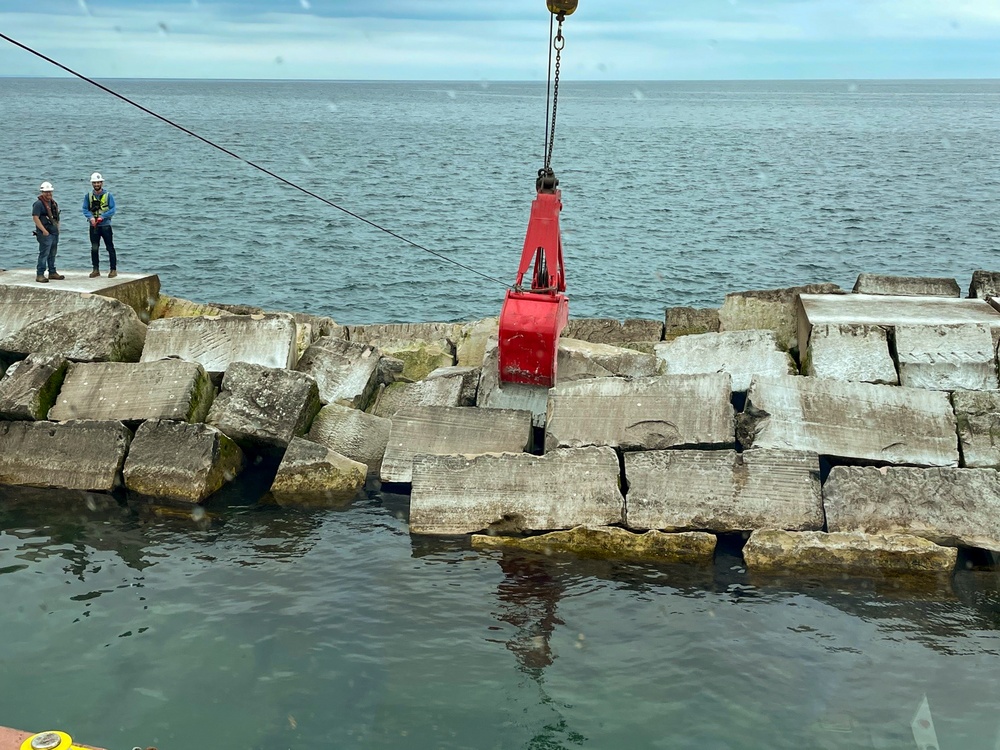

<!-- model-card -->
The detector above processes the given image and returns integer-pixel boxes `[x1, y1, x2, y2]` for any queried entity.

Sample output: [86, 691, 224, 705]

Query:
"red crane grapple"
[498, 185, 569, 388]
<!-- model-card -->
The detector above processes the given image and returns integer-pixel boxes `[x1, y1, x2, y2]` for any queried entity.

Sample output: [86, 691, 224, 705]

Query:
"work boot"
[108, 270, 118, 278]
[48, 272, 65, 280]
[35, 275, 48, 283]
[89, 270, 100, 278]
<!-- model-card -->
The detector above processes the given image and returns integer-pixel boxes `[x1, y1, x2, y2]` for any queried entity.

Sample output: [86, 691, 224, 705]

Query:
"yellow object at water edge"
[546, 0, 577, 16]
[19, 732, 86, 750]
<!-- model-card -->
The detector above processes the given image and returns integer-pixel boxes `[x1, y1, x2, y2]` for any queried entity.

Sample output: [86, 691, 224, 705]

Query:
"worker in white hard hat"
[31, 181, 65, 283]
[81, 171, 118, 278]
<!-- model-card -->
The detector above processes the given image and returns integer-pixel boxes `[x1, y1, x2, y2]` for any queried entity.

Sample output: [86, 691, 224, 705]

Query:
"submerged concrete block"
[557, 338, 663, 382]
[207, 362, 321, 453]
[625, 449, 823, 532]
[0, 286, 146, 362]
[545, 374, 734, 452]
[802, 324, 897, 384]
[371, 366, 479, 418]
[140, 313, 299, 373]
[381, 405, 532, 484]
[270, 437, 366, 507]
[49, 360, 214, 424]
[720, 284, 842, 353]
[347, 322, 459, 381]
[0, 354, 68, 420]
[410, 447, 624, 535]
[123, 420, 244, 504]
[953, 390, 1000, 468]
[654, 330, 796, 391]
[294, 337, 380, 409]
[472, 526, 716, 564]
[824, 465, 1000, 552]
[739, 375, 959, 467]
[307, 402, 391, 476]
[852, 273, 960, 298]
[743, 529, 958, 575]
[895, 323, 998, 391]
[0, 419, 131, 492]
[664, 307, 720, 341]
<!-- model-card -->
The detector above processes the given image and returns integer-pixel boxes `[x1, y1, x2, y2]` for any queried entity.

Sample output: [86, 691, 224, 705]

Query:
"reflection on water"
[2, 486, 1000, 749]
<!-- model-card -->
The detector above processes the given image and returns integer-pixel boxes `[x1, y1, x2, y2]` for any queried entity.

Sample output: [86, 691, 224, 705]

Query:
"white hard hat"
[90, 172, 104, 182]
[39, 181, 54, 192]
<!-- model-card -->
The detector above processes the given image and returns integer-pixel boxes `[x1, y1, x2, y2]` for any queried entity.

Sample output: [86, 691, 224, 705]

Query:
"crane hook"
[546, 1, 578, 16]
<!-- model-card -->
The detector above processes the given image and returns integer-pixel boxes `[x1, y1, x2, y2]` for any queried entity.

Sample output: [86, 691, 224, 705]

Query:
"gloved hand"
[96, 217, 103, 224]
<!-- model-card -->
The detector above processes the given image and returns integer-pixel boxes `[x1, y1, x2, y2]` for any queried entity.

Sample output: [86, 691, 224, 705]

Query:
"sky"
[1, 0, 999, 81]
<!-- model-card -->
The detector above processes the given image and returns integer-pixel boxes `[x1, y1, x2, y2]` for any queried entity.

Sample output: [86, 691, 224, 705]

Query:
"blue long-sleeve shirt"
[82, 189, 116, 225]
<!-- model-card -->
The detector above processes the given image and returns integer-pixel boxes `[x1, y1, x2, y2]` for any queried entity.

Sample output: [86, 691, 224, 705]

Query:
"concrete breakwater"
[4, 268, 1000, 579]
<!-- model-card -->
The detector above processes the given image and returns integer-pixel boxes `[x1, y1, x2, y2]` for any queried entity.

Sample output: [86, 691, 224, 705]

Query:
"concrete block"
[969, 270, 1000, 300]
[625, 449, 823, 532]
[743, 529, 958, 575]
[720, 284, 843, 353]
[123, 420, 244, 504]
[796, 293, 1000, 364]
[472, 526, 716, 564]
[270, 437, 366, 507]
[563, 318, 663, 345]
[739, 375, 959, 467]
[49, 360, 214, 424]
[151, 295, 234, 320]
[802, 324, 897, 384]
[654, 330, 796, 392]
[664, 306, 720, 341]
[853, 273, 960, 298]
[895, 323, 998, 391]
[953, 390, 1000, 468]
[0, 285, 146, 362]
[476, 338, 549, 427]
[557, 338, 663, 382]
[410, 446, 624, 535]
[545, 374, 734, 452]
[0, 354, 68, 420]
[0, 419, 130, 492]
[140, 313, 298, 373]
[824, 465, 1000, 552]
[381, 405, 532, 484]
[307, 402, 391, 476]
[371, 366, 479, 418]
[207, 362, 321, 453]
[455, 318, 499, 367]
[294, 337, 380, 409]
[347, 322, 459, 381]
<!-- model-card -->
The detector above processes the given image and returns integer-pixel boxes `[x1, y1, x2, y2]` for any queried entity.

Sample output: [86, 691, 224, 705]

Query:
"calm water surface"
[3, 78, 1000, 748]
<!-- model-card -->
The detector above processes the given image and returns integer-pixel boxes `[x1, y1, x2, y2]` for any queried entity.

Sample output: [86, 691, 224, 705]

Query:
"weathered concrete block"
[140, 314, 299, 373]
[796, 293, 1000, 365]
[557, 338, 663, 382]
[476, 338, 549, 427]
[207, 362, 321, 453]
[743, 529, 958, 575]
[0, 286, 146, 362]
[0, 420, 131, 492]
[49, 360, 214, 424]
[371, 366, 479, 418]
[381, 405, 532, 484]
[802, 324, 897, 384]
[824, 465, 1000, 552]
[347, 322, 459, 381]
[654, 330, 796, 392]
[664, 307, 720, 341]
[410, 447, 624, 535]
[0, 354, 68, 420]
[472, 526, 716, 564]
[953, 390, 1000, 469]
[853, 273, 960, 298]
[455, 318, 499, 368]
[150, 295, 234, 320]
[720, 284, 842, 353]
[739, 375, 959, 467]
[969, 270, 1000, 300]
[269, 437, 366, 507]
[625, 449, 823, 532]
[895, 324, 998, 391]
[545, 374, 734, 452]
[294, 337, 380, 409]
[563, 318, 663, 345]
[123, 420, 244, 504]
[307, 402, 391, 476]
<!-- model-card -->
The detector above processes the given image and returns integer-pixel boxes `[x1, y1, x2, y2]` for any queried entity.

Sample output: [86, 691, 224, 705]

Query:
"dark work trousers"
[89, 223, 117, 271]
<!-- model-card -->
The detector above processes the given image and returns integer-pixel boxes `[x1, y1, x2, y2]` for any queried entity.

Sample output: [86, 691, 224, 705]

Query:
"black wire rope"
[0, 31, 511, 290]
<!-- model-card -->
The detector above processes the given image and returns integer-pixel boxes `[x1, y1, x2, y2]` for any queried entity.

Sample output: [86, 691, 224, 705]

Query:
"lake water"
[2, 78, 1000, 749]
